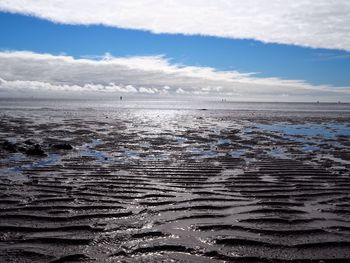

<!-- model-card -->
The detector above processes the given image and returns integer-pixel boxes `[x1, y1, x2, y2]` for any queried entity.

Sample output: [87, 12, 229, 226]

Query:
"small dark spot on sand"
[1, 140, 17, 152]
[52, 143, 73, 150]
[26, 144, 46, 156]
[24, 139, 35, 145]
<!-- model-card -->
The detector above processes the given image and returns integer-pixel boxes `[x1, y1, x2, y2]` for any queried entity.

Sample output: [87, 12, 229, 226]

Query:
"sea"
[1, 97, 350, 112]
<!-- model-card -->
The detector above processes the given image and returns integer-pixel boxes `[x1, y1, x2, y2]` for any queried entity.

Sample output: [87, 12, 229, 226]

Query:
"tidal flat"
[1, 100, 350, 262]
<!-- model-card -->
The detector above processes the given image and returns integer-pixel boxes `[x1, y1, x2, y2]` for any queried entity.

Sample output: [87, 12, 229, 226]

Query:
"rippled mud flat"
[1, 108, 350, 262]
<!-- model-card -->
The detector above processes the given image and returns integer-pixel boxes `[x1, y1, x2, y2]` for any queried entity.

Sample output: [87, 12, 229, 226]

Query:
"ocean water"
[1, 97, 350, 112]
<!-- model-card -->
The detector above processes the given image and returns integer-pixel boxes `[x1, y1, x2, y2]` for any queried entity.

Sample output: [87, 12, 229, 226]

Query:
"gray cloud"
[0, 51, 349, 102]
[0, 0, 349, 50]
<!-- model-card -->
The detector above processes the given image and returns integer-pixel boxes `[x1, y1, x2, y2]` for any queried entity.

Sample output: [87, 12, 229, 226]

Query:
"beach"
[1, 99, 350, 262]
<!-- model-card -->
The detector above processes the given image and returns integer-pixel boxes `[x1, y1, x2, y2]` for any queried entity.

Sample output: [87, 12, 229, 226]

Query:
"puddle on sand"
[256, 123, 350, 140]
[144, 153, 170, 161]
[13, 153, 60, 172]
[217, 139, 231, 145]
[124, 149, 141, 159]
[254, 122, 350, 160]
[229, 149, 245, 158]
[175, 136, 188, 144]
[79, 139, 110, 163]
[303, 145, 321, 152]
[267, 147, 289, 159]
[0, 152, 26, 163]
[0, 153, 60, 182]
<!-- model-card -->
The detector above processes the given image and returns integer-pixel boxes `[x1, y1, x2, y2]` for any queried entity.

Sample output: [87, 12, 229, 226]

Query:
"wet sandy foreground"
[0, 108, 350, 262]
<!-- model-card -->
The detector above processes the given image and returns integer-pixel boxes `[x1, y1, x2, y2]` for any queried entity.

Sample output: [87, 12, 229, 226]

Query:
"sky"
[0, 0, 350, 102]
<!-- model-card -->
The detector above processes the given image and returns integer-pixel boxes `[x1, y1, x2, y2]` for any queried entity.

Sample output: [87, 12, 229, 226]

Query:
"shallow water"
[256, 123, 350, 139]
[2, 97, 350, 112]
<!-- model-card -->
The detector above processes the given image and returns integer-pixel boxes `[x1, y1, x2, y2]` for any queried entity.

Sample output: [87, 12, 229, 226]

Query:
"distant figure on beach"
[120, 96, 123, 101]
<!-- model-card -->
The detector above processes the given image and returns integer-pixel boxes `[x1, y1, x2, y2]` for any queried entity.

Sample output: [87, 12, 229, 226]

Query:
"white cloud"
[0, 0, 349, 50]
[139, 87, 157, 94]
[0, 50, 349, 102]
[176, 88, 186, 95]
[0, 78, 139, 94]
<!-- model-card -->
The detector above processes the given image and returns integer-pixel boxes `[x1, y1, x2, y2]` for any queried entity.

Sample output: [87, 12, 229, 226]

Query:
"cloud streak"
[0, 51, 349, 102]
[0, 0, 349, 51]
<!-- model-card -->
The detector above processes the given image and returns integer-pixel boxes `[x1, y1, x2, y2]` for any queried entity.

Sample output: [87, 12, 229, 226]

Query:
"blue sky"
[1, 12, 350, 87]
[0, 1, 349, 101]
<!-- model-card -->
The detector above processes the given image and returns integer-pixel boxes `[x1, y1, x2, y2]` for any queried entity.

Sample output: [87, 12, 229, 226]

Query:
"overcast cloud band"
[0, 0, 349, 51]
[0, 51, 349, 101]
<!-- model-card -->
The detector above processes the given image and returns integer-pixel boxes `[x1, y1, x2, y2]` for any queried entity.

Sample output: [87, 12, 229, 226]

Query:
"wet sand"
[1, 107, 350, 262]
